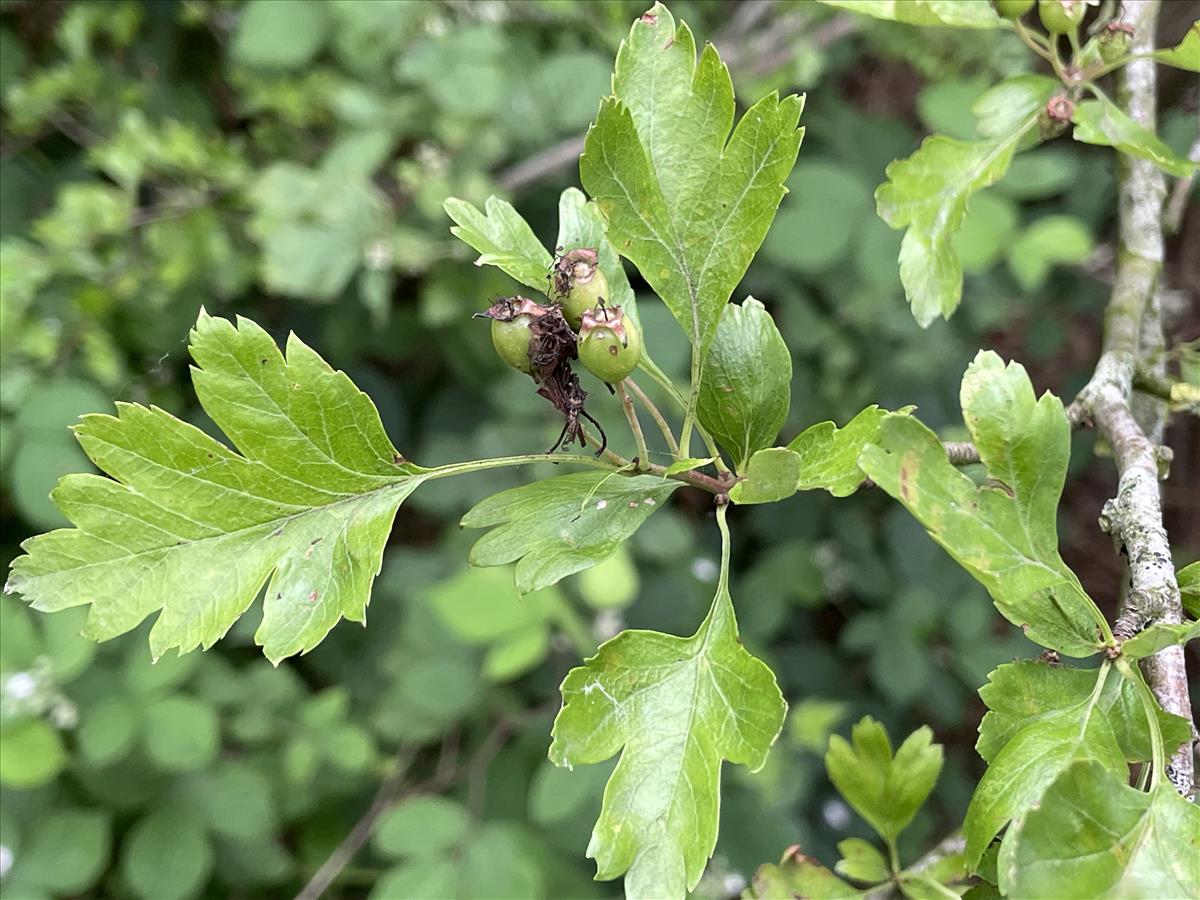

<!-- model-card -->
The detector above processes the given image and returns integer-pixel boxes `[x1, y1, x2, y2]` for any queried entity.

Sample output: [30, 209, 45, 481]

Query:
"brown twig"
[1073, 0, 1194, 797]
[294, 750, 416, 900]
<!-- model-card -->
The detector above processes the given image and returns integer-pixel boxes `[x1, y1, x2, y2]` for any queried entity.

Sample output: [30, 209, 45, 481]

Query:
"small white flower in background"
[51, 700, 79, 730]
[594, 609, 623, 642]
[3, 672, 36, 701]
[822, 797, 853, 831]
[723, 872, 748, 896]
[691, 557, 719, 583]
[0, 845, 13, 880]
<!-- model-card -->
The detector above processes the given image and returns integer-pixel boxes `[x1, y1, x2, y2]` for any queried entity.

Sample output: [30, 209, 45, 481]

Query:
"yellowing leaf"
[859, 351, 1106, 655]
[876, 130, 1030, 327]
[1072, 95, 1200, 178]
[548, 510, 785, 900]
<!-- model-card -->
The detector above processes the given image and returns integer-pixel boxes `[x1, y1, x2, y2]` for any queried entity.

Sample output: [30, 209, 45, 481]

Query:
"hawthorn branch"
[1072, 0, 1195, 797]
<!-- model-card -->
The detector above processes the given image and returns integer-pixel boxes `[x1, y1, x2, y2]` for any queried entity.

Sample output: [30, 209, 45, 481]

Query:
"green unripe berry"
[1098, 22, 1133, 64]
[994, 0, 1034, 19]
[551, 248, 609, 329]
[482, 297, 548, 375]
[1038, 0, 1085, 35]
[577, 307, 642, 384]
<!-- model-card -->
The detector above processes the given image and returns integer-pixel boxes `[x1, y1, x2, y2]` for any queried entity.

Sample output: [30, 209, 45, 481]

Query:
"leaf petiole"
[617, 382, 651, 470]
[625, 376, 680, 457]
[1114, 656, 1166, 790]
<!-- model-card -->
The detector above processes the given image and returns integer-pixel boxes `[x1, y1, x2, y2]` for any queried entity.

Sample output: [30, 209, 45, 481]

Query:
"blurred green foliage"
[1, 1, 1194, 898]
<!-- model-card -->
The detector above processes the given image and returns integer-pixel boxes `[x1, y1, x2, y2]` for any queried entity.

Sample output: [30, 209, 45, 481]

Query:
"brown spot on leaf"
[640, 11, 657, 24]
[308, 590, 318, 603]
[899, 464, 912, 502]
[393, 453, 408, 465]
[664, 35, 674, 49]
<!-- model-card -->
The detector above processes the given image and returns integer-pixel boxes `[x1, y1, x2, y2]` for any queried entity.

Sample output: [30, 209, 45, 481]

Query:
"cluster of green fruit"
[482, 248, 643, 385]
[996, 0, 1132, 61]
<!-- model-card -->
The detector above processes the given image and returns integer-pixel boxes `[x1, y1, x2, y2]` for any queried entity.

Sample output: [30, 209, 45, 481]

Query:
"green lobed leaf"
[5, 311, 424, 663]
[1071, 95, 1200, 178]
[697, 298, 792, 470]
[816, 0, 1005, 28]
[1179, 561, 1200, 618]
[788, 405, 902, 497]
[858, 352, 1105, 656]
[834, 837, 890, 885]
[972, 75, 1059, 141]
[1152, 22, 1199, 72]
[825, 717, 943, 849]
[729, 448, 801, 505]
[549, 511, 785, 900]
[1000, 761, 1200, 898]
[976, 660, 1192, 766]
[1120, 620, 1200, 659]
[747, 851, 862, 898]
[444, 195, 554, 293]
[461, 472, 678, 595]
[580, 4, 804, 356]
[876, 128, 1031, 327]
[962, 667, 1127, 869]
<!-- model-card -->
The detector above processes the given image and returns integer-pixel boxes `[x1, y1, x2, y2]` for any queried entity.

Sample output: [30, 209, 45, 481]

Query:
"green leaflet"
[816, 0, 1005, 28]
[548, 508, 785, 900]
[581, 3, 804, 356]
[825, 718, 943, 851]
[1072, 95, 1200, 178]
[730, 447, 801, 505]
[1152, 22, 1199, 73]
[444, 195, 553, 292]
[876, 128, 1030, 327]
[834, 838, 890, 885]
[1179, 561, 1200, 618]
[4, 312, 421, 663]
[697, 298, 791, 470]
[975, 660, 1192, 766]
[1000, 761, 1200, 898]
[788, 405, 901, 497]
[555, 186, 638, 319]
[748, 852, 862, 899]
[971, 75, 1059, 141]
[1120, 620, 1200, 660]
[859, 352, 1106, 656]
[461, 472, 678, 595]
[962, 666, 1127, 869]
